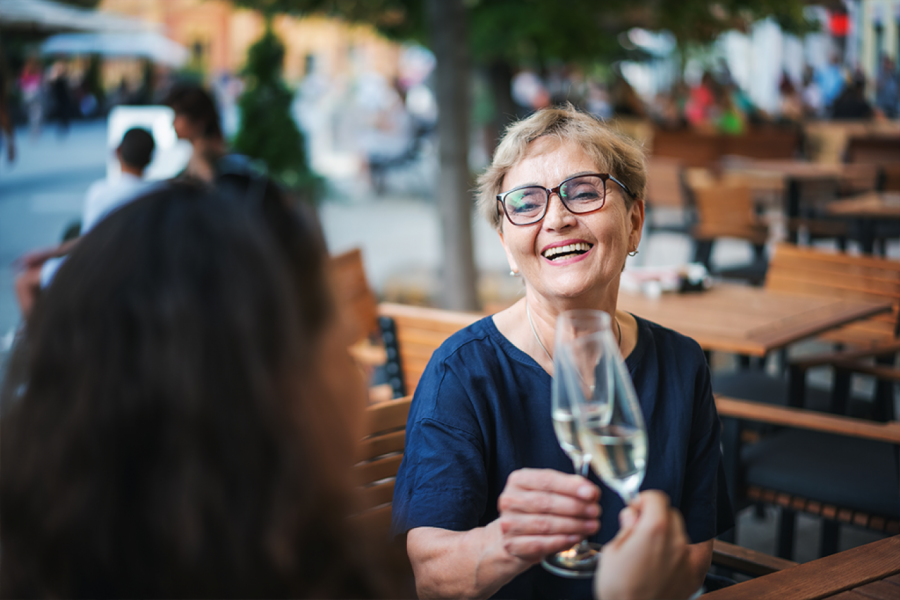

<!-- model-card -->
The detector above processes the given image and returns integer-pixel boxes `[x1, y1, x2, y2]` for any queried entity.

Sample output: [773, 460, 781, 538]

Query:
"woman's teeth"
[542, 242, 592, 261]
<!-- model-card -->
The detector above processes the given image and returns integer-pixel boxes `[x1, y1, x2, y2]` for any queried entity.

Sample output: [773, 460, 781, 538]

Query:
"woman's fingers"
[499, 512, 598, 537]
[506, 468, 600, 501]
[499, 489, 601, 518]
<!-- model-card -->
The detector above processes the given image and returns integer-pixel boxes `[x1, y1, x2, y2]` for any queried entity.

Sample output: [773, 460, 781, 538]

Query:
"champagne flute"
[541, 310, 610, 579]
[573, 327, 647, 505]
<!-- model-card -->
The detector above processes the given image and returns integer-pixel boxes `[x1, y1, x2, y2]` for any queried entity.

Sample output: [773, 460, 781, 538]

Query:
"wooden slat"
[357, 429, 405, 463]
[715, 396, 900, 443]
[712, 540, 797, 577]
[703, 536, 900, 600]
[358, 479, 396, 512]
[362, 396, 412, 438]
[356, 453, 404, 486]
[835, 580, 899, 600]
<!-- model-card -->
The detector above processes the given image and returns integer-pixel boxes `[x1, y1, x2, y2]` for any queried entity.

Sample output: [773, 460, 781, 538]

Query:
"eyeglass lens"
[504, 175, 606, 224]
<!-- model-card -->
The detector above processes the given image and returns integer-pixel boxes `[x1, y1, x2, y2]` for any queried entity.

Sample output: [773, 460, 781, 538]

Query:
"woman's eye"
[566, 186, 602, 201]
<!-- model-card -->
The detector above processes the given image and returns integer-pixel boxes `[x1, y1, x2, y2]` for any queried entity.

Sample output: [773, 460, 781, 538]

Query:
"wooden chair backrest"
[378, 303, 479, 394]
[845, 135, 900, 165]
[765, 243, 900, 346]
[352, 395, 413, 536]
[331, 248, 379, 343]
[645, 157, 687, 209]
[690, 182, 768, 245]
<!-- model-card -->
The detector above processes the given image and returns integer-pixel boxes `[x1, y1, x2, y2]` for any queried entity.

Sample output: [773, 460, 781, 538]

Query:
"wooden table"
[704, 535, 900, 599]
[721, 160, 852, 245]
[618, 283, 892, 357]
[827, 192, 900, 254]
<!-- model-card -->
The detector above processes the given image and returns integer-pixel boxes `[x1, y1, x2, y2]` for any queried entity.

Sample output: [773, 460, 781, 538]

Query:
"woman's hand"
[596, 490, 694, 600]
[497, 468, 601, 564]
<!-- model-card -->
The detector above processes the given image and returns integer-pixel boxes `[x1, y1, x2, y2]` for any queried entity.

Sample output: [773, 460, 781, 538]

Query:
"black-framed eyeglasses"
[496, 172, 636, 226]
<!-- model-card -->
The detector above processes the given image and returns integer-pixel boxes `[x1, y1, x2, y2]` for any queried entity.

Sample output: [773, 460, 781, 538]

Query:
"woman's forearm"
[407, 522, 532, 599]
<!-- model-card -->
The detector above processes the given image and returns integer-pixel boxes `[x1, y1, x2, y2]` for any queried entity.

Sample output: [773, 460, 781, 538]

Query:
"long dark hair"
[165, 84, 223, 140]
[0, 183, 392, 598]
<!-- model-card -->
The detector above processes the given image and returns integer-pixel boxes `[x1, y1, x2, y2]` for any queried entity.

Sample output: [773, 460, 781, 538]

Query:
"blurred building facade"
[860, 0, 900, 79]
[98, 0, 402, 84]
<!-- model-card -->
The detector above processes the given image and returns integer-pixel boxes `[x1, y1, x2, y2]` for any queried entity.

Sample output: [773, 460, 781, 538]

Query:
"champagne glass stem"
[621, 489, 639, 505]
[574, 455, 593, 551]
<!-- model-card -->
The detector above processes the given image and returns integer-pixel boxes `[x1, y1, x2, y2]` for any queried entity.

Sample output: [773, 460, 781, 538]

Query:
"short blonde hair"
[475, 105, 647, 230]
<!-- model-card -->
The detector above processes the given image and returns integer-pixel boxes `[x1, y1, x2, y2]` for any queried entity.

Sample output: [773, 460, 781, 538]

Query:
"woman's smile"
[541, 239, 595, 265]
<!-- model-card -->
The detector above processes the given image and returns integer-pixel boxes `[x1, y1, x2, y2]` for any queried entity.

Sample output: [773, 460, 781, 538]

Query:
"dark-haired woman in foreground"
[0, 182, 693, 599]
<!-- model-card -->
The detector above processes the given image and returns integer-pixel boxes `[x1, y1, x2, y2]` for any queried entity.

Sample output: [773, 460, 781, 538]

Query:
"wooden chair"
[689, 181, 769, 285]
[718, 394, 900, 559]
[644, 157, 694, 236]
[764, 243, 900, 350]
[377, 303, 478, 397]
[330, 248, 391, 401]
[352, 395, 413, 537]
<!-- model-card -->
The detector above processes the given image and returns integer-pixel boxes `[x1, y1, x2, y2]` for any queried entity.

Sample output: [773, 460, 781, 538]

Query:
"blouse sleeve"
[390, 363, 489, 536]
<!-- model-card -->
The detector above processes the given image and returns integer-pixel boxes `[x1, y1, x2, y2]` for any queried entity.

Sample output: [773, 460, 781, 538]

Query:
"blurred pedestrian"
[830, 74, 874, 120]
[816, 55, 846, 112]
[13, 128, 156, 317]
[801, 65, 824, 117]
[165, 83, 228, 182]
[684, 72, 717, 130]
[875, 55, 899, 119]
[778, 72, 804, 122]
[48, 61, 75, 136]
[0, 46, 15, 164]
[18, 57, 43, 139]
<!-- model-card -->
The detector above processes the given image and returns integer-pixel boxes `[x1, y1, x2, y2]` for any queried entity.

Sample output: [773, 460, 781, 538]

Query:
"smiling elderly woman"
[390, 106, 734, 600]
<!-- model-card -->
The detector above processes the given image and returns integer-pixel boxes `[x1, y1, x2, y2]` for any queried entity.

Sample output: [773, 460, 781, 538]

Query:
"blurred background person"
[18, 57, 44, 139]
[165, 84, 228, 182]
[778, 72, 805, 123]
[0, 46, 15, 165]
[801, 65, 825, 117]
[816, 54, 846, 114]
[48, 61, 75, 137]
[874, 55, 899, 119]
[830, 73, 874, 120]
[13, 128, 156, 318]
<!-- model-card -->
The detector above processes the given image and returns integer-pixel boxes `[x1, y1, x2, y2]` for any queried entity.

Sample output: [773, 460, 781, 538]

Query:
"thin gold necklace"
[525, 300, 622, 364]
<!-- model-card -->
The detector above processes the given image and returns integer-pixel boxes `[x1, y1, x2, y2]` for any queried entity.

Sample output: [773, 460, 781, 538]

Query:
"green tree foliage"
[231, 23, 321, 202]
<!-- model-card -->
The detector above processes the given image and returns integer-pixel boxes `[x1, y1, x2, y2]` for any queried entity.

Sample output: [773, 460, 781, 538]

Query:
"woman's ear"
[628, 199, 645, 251]
[497, 227, 520, 275]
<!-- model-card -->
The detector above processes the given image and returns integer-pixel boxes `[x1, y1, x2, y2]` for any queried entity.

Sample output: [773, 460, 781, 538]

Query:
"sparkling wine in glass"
[541, 310, 610, 579]
[574, 328, 647, 505]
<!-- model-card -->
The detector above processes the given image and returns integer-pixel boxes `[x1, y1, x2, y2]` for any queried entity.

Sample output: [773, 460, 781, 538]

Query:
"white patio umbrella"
[0, 0, 153, 33]
[41, 32, 189, 67]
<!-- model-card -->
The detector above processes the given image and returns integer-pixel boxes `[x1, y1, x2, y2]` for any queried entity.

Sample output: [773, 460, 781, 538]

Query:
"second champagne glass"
[541, 310, 610, 579]
[574, 326, 647, 505]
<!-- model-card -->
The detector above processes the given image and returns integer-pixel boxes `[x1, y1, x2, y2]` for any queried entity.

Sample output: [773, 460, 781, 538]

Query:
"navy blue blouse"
[391, 314, 734, 600]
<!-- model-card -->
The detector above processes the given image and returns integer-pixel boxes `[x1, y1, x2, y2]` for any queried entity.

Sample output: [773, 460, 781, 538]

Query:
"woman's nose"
[542, 192, 575, 230]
